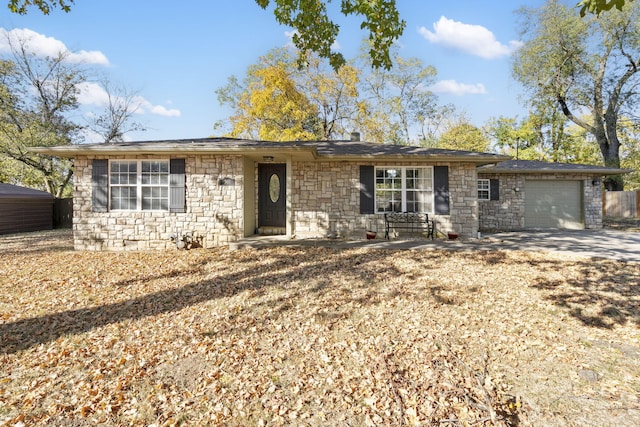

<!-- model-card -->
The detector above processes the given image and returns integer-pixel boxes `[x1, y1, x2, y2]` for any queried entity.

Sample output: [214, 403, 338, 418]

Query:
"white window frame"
[109, 159, 170, 211]
[375, 166, 434, 213]
[477, 179, 490, 200]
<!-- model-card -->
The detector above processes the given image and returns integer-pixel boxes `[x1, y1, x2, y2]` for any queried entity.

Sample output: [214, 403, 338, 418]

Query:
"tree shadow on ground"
[0, 229, 74, 255]
[4, 242, 637, 355]
[446, 249, 640, 330]
[0, 248, 401, 354]
[531, 258, 640, 329]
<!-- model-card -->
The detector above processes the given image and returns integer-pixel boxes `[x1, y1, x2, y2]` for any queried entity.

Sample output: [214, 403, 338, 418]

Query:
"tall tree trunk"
[600, 110, 624, 190]
[55, 169, 73, 198]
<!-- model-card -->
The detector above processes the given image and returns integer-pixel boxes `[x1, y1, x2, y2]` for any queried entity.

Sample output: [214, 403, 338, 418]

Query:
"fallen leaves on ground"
[0, 230, 639, 426]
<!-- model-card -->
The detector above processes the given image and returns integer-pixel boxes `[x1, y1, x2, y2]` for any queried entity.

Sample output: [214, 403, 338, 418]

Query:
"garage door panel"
[525, 180, 583, 229]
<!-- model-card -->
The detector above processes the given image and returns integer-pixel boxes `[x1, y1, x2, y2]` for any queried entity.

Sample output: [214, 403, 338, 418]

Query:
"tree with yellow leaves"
[216, 48, 360, 141]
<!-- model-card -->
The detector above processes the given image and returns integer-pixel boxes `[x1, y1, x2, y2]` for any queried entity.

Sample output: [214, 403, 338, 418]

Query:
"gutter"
[478, 167, 633, 175]
[29, 144, 320, 159]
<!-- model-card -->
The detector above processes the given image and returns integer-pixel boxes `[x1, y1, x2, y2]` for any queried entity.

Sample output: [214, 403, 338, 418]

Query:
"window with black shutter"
[434, 166, 450, 215]
[91, 158, 185, 212]
[490, 178, 500, 201]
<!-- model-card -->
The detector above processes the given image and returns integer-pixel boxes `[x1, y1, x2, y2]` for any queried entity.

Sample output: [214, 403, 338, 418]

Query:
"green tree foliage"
[417, 103, 457, 148]
[486, 114, 601, 164]
[7, 0, 72, 14]
[0, 42, 81, 197]
[562, 124, 606, 164]
[618, 118, 640, 190]
[577, 0, 631, 16]
[513, 0, 640, 190]
[357, 48, 440, 145]
[437, 122, 490, 153]
[486, 116, 537, 160]
[256, 0, 405, 70]
[0, 34, 144, 196]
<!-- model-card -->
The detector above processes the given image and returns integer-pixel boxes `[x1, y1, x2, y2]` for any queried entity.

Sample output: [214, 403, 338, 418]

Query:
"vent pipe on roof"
[350, 132, 360, 141]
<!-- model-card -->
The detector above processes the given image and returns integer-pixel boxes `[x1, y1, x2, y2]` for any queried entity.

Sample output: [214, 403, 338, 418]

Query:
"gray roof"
[478, 159, 630, 175]
[0, 183, 53, 199]
[309, 140, 501, 158]
[30, 137, 510, 164]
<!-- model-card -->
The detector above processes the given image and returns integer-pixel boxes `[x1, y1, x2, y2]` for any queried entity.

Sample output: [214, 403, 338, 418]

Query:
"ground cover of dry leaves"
[1, 230, 639, 426]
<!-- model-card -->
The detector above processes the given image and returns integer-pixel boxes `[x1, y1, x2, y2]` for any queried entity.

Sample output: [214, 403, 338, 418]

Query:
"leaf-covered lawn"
[1, 231, 639, 426]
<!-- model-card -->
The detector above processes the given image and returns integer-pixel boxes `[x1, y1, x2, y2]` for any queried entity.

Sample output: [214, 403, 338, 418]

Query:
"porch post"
[286, 156, 293, 238]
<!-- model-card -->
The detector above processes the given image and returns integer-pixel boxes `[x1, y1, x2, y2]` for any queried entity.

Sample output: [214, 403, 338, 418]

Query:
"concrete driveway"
[470, 229, 640, 262]
[237, 229, 640, 262]
[356, 229, 640, 262]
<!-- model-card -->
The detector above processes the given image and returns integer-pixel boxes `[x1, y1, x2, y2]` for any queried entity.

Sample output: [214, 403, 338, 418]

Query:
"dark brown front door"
[258, 163, 286, 227]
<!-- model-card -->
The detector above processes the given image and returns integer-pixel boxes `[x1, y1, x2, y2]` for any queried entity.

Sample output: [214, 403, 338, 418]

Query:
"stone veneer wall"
[290, 161, 478, 239]
[443, 162, 479, 238]
[478, 173, 603, 231]
[73, 155, 245, 250]
[290, 161, 369, 238]
[477, 174, 525, 231]
[73, 155, 482, 250]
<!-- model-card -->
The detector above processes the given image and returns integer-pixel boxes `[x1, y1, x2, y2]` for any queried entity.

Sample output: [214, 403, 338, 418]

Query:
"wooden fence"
[603, 190, 640, 218]
[53, 198, 73, 228]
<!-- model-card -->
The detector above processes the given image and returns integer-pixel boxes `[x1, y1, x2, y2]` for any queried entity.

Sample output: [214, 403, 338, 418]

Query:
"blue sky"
[0, 0, 553, 142]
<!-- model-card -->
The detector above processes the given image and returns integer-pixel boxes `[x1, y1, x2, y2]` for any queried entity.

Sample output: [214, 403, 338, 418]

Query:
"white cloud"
[418, 16, 522, 59]
[76, 82, 110, 106]
[147, 103, 181, 117]
[429, 80, 487, 96]
[0, 28, 109, 65]
[133, 96, 180, 117]
[77, 82, 181, 117]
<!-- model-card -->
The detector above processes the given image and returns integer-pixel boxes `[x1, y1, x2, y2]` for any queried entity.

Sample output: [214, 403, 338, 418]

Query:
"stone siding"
[582, 176, 604, 229]
[73, 155, 245, 250]
[478, 173, 603, 231]
[442, 163, 479, 238]
[291, 161, 370, 238]
[73, 155, 481, 250]
[290, 161, 478, 240]
[477, 174, 525, 231]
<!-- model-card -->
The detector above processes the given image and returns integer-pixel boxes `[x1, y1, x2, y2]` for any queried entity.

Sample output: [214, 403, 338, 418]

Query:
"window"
[110, 160, 169, 210]
[477, 179, 490, 200]
[375, 167, 433, 213]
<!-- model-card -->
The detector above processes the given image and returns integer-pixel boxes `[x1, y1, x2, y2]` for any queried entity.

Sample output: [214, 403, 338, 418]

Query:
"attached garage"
[478, 160, 630, 232]
[524, 180, 583, 229]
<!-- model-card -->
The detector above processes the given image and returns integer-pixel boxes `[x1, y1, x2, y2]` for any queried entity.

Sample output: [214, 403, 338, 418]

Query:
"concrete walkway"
[235, 229, 640, 263]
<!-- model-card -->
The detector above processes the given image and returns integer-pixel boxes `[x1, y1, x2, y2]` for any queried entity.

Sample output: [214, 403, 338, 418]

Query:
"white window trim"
[478, 178, 490, 201]
[375, 166, 434, 213]
[109, 159, 170, 211]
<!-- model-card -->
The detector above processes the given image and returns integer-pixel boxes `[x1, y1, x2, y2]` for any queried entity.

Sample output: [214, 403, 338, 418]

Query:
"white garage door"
[524, 180, 584, 229]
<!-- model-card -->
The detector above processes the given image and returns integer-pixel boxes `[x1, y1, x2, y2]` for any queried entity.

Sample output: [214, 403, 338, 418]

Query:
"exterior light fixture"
[263, 156, 274, 162]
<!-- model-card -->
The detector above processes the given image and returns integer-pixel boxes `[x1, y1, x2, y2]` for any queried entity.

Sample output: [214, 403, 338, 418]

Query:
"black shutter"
[170, 159, 186, 213]
[490, 178, 499, 201]
[359, 165, 375, 214]
[434, 166, 450, 215]
[92, 159, 108, 212]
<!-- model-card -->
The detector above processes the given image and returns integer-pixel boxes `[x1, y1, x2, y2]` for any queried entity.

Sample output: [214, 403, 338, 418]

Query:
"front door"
[258, 163, 286, 228]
